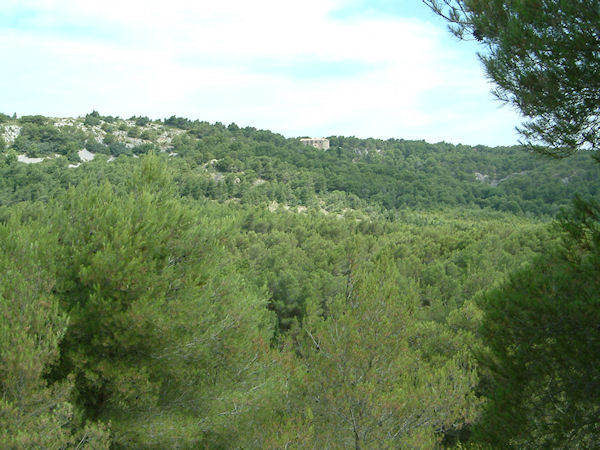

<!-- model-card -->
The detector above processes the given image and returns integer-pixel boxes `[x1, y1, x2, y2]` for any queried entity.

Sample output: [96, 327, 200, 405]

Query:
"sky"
[0, 0, 523, 146]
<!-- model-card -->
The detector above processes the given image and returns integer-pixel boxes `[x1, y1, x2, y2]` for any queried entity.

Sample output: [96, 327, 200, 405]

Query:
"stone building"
[300, 138, 330, 150]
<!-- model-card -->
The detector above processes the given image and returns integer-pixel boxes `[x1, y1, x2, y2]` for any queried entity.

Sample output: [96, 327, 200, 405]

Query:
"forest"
[1, 108, 599, 448]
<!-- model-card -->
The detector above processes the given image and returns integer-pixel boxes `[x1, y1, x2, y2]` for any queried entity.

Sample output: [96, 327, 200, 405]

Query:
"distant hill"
[1, 112, 599, 216]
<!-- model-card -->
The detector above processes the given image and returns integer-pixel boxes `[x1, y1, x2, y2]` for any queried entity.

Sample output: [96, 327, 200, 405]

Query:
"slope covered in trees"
[0, 112, 598, 447]
[1, 112, 598, 216]
[423, 1, 600, 446]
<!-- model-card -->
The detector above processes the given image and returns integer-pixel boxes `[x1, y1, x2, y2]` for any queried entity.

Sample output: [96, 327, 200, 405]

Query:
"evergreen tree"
[42, 155, 276, 446]
[424, 0, 600, 154]
[475, 198, 600, 446]
[0, 207, 110, 448]
[269, 254, 478, 448]
[425, 1, 600, 445]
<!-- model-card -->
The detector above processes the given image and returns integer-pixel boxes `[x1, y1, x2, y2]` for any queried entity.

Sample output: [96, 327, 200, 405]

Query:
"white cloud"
[0, 0, 521, 145]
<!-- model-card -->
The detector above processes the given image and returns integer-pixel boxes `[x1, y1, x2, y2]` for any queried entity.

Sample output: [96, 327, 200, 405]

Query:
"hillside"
[1, 112, 599, 217]
[1, 112, 599, 447]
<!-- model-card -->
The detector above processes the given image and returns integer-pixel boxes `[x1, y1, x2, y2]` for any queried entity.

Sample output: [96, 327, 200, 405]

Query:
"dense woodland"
[1, 112, 599, 447]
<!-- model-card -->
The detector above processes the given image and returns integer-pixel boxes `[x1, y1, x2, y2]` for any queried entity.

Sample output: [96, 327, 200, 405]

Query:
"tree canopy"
[423, 0, 600, 155]
[1, 28, 599, 442]
[424, 1, 600, 446]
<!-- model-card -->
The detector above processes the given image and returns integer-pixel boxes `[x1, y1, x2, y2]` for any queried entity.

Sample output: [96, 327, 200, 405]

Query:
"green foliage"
[164, 115, 192, 129]
[102, 132, 116, 145]
[3, 149, 17, 166]
[423, 0, 600, 153]
[100, 122, 114, 133]
[23, 155, 275, 446]
[126, 126, 139, 138]
[100, 114, 119, 124]
[140, 128, 158, 141]
[3, 113, 599, 216]
[132, 115, 151, 126]
[86, 140, 110, 155]
[474, 197, 600, 447]
[108, 142, 131, 156]
[131, 142, 156, 155]
[10, 121, 87, 157]
[84, 111, 102, 127]
[425, 3, 600, 446]
[1, 111, 598, 447]
[19, 114, 48, 125]
[235, 207, 549, 330]
[269, 255, 478, 447]
[0, 208, 110, 448]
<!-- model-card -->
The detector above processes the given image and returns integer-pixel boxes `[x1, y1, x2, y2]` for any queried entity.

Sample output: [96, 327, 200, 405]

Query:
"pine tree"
[474, 198, 600, 447]
[41, 155, 276, 447]
[271, 253, 478, 448]
[424, 0, 600, 154]
[0, 207, 110, 448]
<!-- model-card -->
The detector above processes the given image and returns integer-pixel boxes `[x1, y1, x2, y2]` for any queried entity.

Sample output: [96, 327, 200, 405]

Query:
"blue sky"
[331, 0, 435, 20]
[0, 0, 522, 146]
